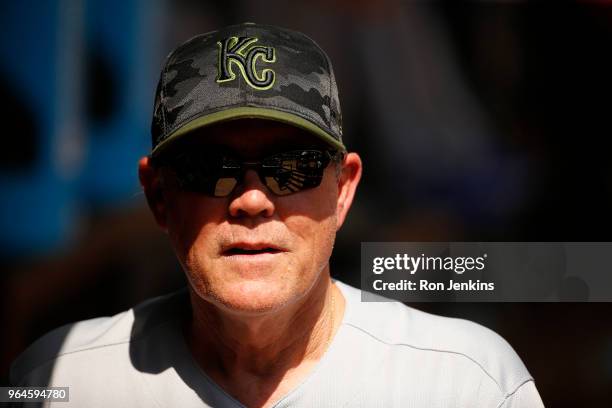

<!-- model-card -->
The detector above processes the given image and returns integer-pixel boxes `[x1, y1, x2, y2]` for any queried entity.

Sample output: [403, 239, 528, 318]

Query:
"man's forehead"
[173, 119, 327, 156]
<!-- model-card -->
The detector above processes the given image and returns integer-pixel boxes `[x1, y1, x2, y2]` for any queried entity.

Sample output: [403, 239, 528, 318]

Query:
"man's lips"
[221, 242, 286, 256]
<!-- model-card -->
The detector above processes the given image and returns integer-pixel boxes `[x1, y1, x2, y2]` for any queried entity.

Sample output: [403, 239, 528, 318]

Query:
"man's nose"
[228, 169, 275, 218]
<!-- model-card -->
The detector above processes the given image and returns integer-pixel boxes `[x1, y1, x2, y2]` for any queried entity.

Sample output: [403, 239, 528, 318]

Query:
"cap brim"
[151, 106, 346, 157]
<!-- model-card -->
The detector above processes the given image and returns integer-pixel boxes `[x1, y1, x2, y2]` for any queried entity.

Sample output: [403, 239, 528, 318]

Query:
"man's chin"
[209, 280, 302, 315]
[219, 253, 290, 279]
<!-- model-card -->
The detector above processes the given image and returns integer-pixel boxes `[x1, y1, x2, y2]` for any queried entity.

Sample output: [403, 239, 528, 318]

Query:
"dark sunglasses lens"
[261, 150, 329, 195]
[164, 154, 240, 196]
[213, 177, 238, 196]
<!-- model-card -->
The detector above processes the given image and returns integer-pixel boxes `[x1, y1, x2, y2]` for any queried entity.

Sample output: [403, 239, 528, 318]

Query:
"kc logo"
[216, 36, 276, 90]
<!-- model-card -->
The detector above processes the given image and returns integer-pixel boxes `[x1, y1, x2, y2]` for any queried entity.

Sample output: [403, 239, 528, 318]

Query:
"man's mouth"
[224, 247, 282, 255]
[222, 243, 286, 256]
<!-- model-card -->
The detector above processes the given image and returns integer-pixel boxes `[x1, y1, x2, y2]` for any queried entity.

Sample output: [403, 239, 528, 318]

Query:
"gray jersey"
[11, 280, 544, 407]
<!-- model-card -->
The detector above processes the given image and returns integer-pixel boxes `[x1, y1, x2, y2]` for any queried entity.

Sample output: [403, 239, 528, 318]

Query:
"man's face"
[149, 120, 354, 314]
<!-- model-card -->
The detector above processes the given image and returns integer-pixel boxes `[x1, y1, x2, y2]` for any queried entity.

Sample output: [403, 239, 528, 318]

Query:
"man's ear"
[138, 156, 169, 232]
[335, 152, 362, 231]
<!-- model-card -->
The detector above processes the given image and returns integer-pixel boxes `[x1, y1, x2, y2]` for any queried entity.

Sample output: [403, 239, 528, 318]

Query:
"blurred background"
[1, 0, 611, 405]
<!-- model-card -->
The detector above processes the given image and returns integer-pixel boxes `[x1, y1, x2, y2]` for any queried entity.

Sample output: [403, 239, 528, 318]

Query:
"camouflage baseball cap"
[150, 22, 345, 157]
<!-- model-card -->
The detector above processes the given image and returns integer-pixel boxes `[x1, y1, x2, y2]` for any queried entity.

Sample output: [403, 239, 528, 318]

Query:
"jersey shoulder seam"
[343, 321, 532, 396]
[495, 378, 536, 408]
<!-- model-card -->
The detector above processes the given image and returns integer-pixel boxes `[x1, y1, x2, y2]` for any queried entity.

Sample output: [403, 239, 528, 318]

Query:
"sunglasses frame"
[151, 148, 345, 197]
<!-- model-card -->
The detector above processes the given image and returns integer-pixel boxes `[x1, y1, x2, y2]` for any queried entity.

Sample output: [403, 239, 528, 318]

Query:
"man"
[11, 23, 544, 407]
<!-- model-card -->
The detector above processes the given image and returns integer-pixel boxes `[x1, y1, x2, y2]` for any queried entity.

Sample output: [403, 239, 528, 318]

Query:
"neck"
[185, 271, 342, 379]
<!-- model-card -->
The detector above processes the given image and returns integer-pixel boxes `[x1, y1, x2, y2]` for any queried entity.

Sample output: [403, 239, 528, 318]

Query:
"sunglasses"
[152, 149, 345, 197]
